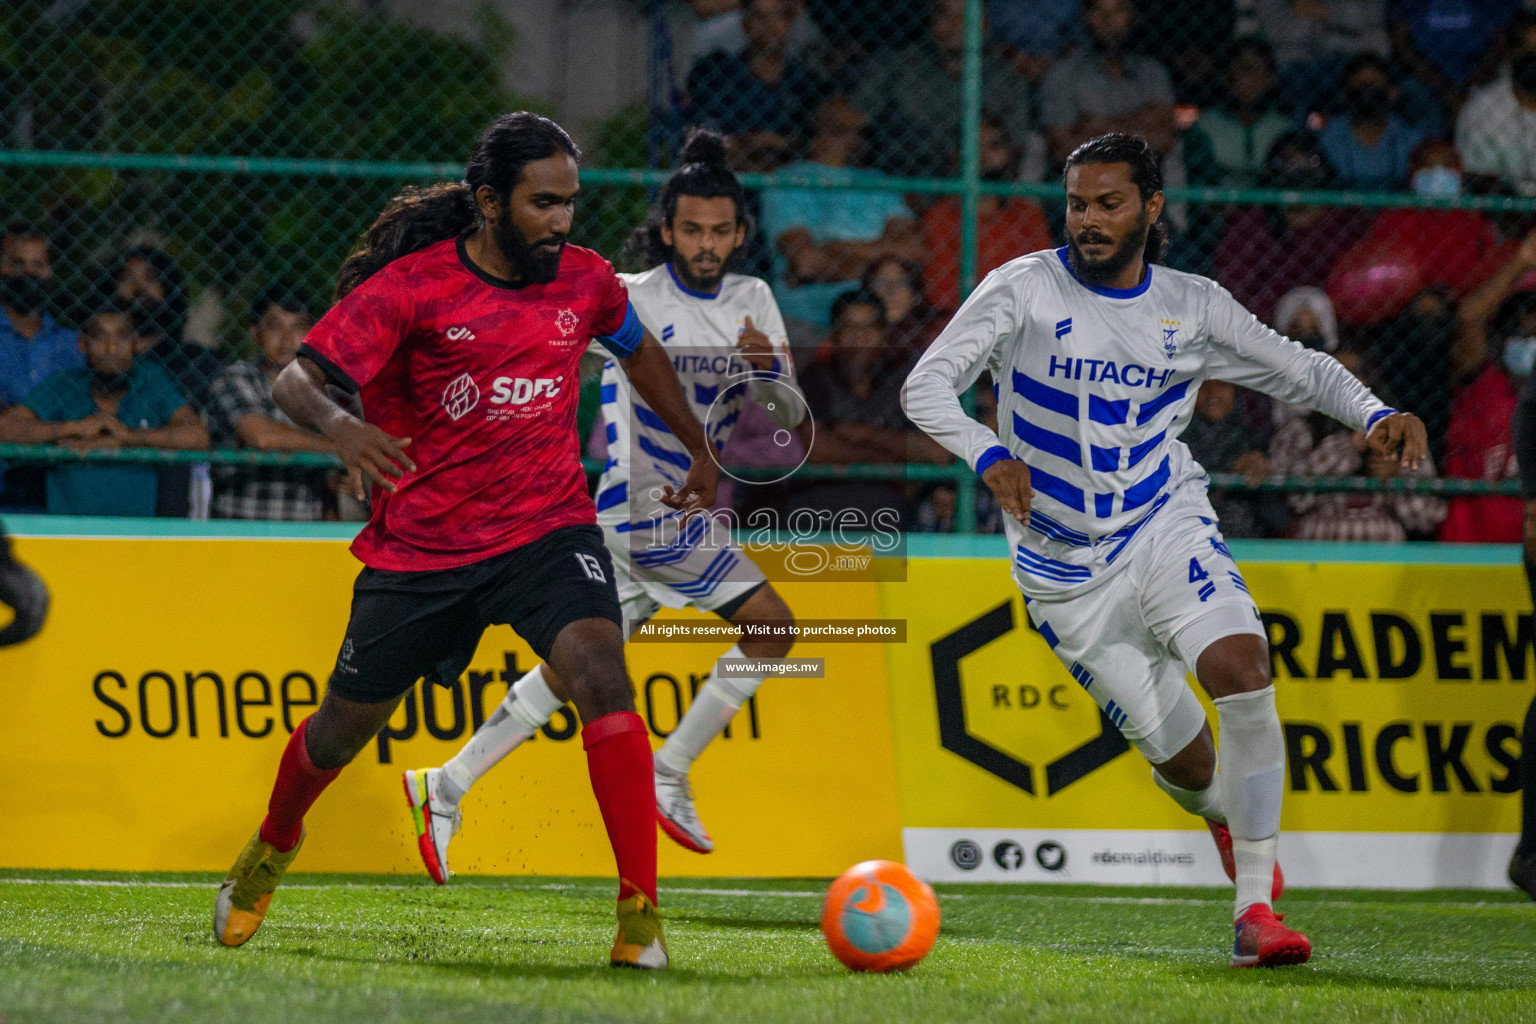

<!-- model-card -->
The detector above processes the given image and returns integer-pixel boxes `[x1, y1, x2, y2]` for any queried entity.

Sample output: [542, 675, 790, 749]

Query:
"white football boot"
[403, 767, 462, 885]
[654, 768, 713, 853]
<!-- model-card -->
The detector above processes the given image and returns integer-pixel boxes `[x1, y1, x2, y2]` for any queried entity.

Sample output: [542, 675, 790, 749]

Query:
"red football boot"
[1231, 904, 1311, 968]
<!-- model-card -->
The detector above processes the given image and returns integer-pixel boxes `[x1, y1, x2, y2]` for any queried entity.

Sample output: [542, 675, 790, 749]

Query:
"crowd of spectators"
[662, 0, 1536, 542]
[5, 1, 1536, 540]
[0, 223, 349, 520]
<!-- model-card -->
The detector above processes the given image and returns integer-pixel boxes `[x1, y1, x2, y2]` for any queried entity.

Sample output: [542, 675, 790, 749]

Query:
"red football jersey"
[302, 237, 637, 571]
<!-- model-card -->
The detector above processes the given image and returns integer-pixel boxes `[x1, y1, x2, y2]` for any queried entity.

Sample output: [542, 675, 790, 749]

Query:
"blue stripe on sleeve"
[1023, 462, 1085, 512]
[605, 422, 617, 444]
[974, 445, 1014, 476]
[1012, 413, 1082, 466]
[597, 303, 643, 358]
[1365, 408, 1397, 432]
[1135, 378, 1191, 425]
[599, 382, 617, 404]
[1088, 395, 1129, 425]
[1037, 620, 1060, 649]
[1011, 369, 1078, 419]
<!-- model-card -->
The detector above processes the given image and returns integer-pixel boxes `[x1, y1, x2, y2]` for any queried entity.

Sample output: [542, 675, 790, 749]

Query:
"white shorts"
[1021, 498, 1265, 764]
[601, 515, 766, 629]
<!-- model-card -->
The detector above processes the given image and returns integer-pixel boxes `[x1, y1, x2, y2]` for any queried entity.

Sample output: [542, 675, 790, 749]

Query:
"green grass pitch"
[1, 870, 1533, 1023]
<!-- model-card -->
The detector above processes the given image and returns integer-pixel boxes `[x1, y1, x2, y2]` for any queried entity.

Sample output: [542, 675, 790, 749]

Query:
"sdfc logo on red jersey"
[442, 372, 481, 420]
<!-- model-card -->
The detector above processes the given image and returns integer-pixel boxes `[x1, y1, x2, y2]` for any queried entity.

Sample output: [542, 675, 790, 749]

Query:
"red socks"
[258, 717, 341, 852]
[582, 711, 658, 905]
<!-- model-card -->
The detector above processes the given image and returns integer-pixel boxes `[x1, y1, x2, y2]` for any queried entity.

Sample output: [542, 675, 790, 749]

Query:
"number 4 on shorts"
[575, 552, 606, 582]
[1189, 557, 1216, 602]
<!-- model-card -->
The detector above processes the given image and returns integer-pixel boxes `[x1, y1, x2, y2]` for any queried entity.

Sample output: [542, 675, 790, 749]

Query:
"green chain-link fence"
[2, 0, 1535, 539]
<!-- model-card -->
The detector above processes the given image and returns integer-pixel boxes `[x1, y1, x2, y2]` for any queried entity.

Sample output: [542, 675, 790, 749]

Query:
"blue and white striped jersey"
[593, 264, 800, 530]
[902, 247, 1393, 596]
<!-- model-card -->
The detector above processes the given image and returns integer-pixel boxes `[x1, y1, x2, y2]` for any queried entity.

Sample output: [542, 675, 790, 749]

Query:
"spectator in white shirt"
[1456, 46, 1536, 195]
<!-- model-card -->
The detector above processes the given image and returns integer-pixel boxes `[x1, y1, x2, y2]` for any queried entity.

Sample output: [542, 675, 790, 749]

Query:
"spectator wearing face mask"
[1347, 140, 1497, 296]
[1456, 21, 1536, 195]
[1440, 291, 1536, 543]
[1438, 237, 1536, 542]
[0, 224, 81, 407]
[1273, 287, 1341, 352]
[1319, 53, 1426, 190]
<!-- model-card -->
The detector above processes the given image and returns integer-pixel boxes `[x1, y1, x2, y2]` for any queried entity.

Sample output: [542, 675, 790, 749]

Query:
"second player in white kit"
[903, 134, 1428, 968]
[401, 131, 804, 875]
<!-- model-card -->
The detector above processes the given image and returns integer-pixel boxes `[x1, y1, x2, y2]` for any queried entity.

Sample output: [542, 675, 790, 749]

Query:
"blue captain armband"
[974, 445, 1016, 477]
[597, 303, 644, 358]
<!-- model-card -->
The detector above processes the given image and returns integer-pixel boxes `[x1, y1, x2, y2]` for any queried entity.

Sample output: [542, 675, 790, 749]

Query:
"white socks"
[655, 645, 765, 777]
[1152, 767, 1225, 823]
[1214, 686, 1286, 920]
[439, 665, 565, 803]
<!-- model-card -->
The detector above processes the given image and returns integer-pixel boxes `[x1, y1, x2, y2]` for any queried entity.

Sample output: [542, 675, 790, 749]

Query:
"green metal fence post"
[954, 0, 984, 534]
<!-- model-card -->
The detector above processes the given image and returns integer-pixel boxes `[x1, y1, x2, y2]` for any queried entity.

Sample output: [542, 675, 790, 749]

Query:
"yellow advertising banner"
[1, 527, 1527, 888]
[0, 533, 902, 877]
[880, 551, 1530, 888]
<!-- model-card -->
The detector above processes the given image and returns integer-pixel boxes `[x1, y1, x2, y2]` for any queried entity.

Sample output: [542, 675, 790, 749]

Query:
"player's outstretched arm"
[274, 357, 415, 501]
[619, 332, 718, 513]
[1206, 282, 1419, 463]
[902, 270, 1028, 522]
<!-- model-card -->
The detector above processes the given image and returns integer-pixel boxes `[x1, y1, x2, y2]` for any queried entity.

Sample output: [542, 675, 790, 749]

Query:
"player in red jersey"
[212, 113, 717, 969]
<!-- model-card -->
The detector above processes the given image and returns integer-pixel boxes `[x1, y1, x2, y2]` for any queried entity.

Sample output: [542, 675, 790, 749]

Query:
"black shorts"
[327, 524, 622, 704]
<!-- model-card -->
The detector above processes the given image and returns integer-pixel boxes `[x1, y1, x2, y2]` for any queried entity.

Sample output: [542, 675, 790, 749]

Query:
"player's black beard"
[492, 211, 565, 285]
[1066, 217, 1147, 287]
[671, 252, 726, 295]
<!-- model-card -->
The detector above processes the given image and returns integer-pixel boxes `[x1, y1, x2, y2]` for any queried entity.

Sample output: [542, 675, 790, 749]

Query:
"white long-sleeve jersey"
[594, 264, 800, 529]
[902, 247, 1393, 597]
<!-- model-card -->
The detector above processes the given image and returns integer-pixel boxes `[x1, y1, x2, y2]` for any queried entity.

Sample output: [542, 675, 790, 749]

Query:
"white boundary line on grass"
[0, 877, 1525, 912]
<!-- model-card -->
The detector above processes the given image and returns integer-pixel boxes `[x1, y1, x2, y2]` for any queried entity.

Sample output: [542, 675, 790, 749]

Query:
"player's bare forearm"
[274, 358, 359, 437]
[619, 334, 708, 456]
[275, 356, 413, 499]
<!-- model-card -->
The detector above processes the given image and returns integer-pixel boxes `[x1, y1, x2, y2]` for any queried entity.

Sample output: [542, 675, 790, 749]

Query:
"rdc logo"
[1035, 840, 1068, 872]
[948, 839, 982, 871]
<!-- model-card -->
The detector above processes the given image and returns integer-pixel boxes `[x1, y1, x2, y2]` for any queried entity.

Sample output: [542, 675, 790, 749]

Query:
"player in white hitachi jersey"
[401, 130, 805, 877]
[903, 135, 1427, 968]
